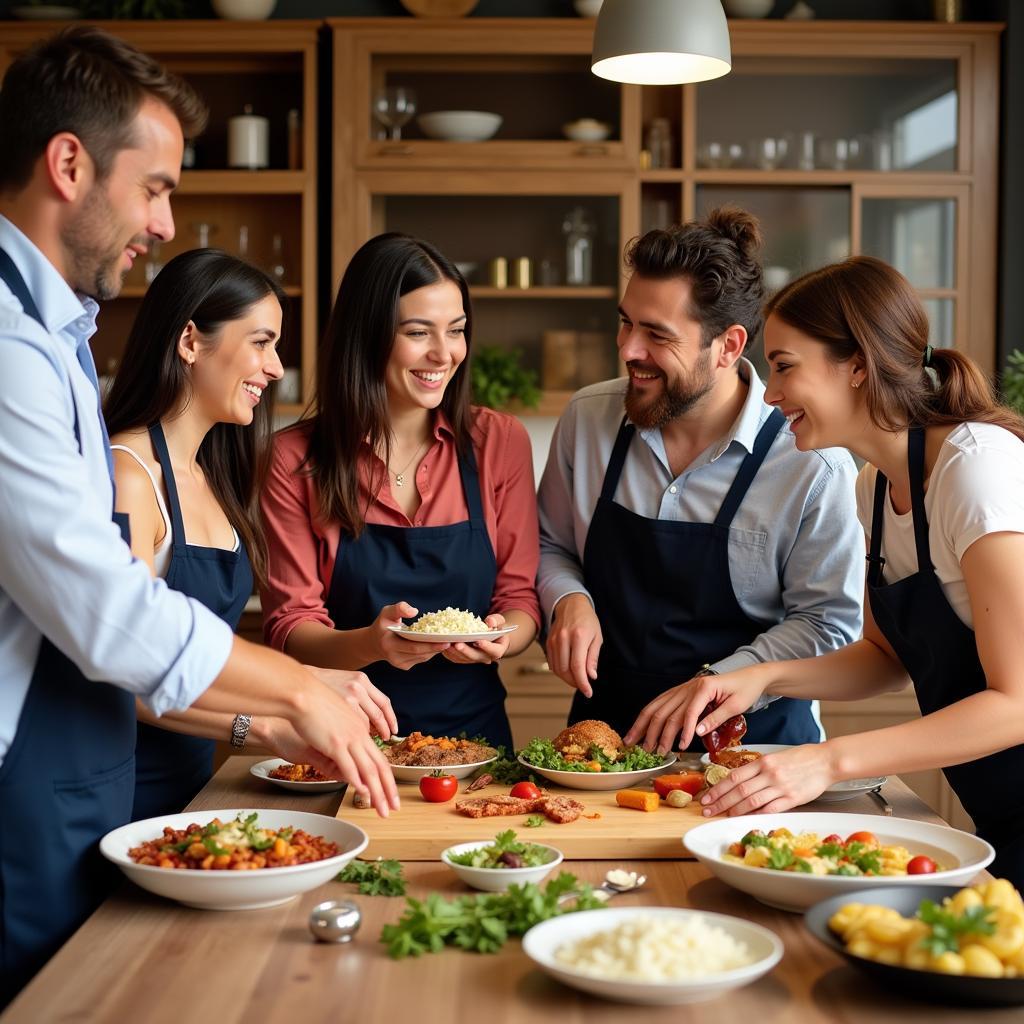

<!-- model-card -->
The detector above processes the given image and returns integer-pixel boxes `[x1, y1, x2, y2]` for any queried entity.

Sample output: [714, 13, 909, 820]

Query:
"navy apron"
[574, 409, 821, 748]
[0, 249, 134, 1007]
[132, 423, 253, 821]
[326, 443, 513, 751]
[868, 427, 1024, 888]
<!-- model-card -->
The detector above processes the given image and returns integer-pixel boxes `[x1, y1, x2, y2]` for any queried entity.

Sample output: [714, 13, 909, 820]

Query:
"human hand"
[544, 594, 602, 698]
[305, 665, 398, 740]
[291, 674, 400, 817]
[443, 612, 510, 665]
[624, 667, 769, 754]
[373, 601, 450, 669]
[699, 743, 837, 817]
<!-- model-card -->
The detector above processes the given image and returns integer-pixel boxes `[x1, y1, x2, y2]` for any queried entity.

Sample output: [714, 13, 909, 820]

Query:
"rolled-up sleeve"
[487, 415, 541, 628]
[259, 429, 335, 650]
[0, 332, 232, 717]
[537, 401, 592, 626]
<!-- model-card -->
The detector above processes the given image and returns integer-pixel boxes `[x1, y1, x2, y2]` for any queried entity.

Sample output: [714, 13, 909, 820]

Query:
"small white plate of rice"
[522, 906, 782, 1005]
[388, 606, 518, 643]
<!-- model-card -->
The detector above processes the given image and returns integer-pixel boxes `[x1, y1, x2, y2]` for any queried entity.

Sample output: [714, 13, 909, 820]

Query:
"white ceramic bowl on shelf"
[684, 812, 994, 913]
[441, 840, 564, 892]
[573, 0, 604, 16]
[563, 119, 612, 142]
[418, 111, 502, 142]
[100, 809, 367, 911]
[212, 0, 276, 18]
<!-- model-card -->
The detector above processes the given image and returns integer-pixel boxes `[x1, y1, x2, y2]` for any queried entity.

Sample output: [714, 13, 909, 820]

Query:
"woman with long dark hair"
[106, 249, 396, 819]
[260, 233, 540, 750]
[627, 255, 1024, 885]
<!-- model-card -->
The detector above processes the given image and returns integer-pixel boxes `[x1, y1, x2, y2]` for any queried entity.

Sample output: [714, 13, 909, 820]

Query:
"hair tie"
[923, 344, 934, 368]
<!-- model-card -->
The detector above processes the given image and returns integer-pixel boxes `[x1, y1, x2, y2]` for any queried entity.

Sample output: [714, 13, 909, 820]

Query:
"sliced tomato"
[419, 772, 458, 802]
[509, 781, 541, 800]
[653, 773, 705, 799]
[907, 855, 938, 875]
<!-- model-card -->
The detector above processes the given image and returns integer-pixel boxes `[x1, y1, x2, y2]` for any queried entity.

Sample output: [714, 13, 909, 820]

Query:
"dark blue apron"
[132, 422, 253, 822]
[868, 426, 1024, 888]
[575, 408, 821, 748]
[325, 442, 512, 751]
[0, 248, 134, 1007]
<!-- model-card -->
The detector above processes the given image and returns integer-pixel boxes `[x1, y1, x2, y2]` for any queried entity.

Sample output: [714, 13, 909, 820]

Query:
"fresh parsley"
[380, 872, 605, 958]
[741, 831, 770, 849]
[524, 815, 545, 828]
[917, 900, 996, 956]
[337, 858, 407, 897]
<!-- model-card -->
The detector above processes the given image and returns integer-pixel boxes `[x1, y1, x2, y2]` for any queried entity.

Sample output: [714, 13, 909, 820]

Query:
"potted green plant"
[470, 346, 540, 412]
[1002, 349, 1024, 416]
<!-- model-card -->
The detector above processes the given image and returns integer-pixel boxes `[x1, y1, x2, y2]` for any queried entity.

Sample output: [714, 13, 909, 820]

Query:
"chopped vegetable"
[917, 900, 996, 956]
[615, 789, 660, 812]
[509, 781, 541, 800]
[524, 815, 545, 828]
[664, 789, 692, 808]
[652, 772, 705, 799]
[337, 858, 407, 896]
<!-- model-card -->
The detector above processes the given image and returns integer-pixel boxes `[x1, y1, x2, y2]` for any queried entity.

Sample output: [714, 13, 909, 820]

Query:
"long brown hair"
[104, 249, 285, 586]
[767, 255, 1024, 442]
[302, 232, 473, 537]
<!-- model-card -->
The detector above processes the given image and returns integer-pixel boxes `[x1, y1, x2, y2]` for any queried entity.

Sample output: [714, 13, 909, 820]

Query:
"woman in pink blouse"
[260, 233, 540, 750]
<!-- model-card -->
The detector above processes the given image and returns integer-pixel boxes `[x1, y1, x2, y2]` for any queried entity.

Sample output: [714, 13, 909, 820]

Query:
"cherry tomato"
[907, 855, 938, 875]
[845, 831, 879, 848]
[509, 781, 541, 800]
[822, 834, 842, 845]
[419, 772, 458, 802]
[653, 772, 706, 799]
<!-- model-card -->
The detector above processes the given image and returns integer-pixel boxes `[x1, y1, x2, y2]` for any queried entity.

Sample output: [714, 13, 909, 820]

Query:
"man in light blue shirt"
[538, 207, 863, 750]
[0, 27, 397, 1004]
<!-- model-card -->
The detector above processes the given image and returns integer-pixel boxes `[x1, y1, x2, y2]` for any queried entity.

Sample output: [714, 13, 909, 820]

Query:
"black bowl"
[805, 885, 1024, 1007]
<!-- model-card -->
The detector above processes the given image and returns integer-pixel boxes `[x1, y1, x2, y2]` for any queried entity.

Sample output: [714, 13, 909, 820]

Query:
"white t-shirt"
[855, 422, 1024, 628]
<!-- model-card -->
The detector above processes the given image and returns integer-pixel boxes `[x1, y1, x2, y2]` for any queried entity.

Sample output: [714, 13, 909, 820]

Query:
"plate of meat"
[250, 758, 347, 792]
[382, 732, 498, 782]
[455, 791, 587, 824]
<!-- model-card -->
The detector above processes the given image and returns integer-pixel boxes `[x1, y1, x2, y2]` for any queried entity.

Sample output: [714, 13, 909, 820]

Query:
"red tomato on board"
[509, 781, 541, 800]
[652, 773, 705, 799]
[419, 773, 458, 802]
[907, 855, 938, 875]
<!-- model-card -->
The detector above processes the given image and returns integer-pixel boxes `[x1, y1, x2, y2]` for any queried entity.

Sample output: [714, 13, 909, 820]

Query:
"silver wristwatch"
[230, 713, 252, 748]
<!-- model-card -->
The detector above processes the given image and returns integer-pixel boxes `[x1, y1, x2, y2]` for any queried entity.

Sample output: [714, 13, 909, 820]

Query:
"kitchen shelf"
[177, 170, 308, 195]
[470, 286, 616, 300]
[119, 284, 301, 298]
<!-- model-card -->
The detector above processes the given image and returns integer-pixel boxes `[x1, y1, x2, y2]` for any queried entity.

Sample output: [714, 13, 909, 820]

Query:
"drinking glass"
[190, 221, 217, 249]
[373, 87, 417, 141]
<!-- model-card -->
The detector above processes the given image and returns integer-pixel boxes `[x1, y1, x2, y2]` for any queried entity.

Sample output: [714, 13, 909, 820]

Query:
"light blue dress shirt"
[0, 215, 233, 764]
[537, 362, 864, 686]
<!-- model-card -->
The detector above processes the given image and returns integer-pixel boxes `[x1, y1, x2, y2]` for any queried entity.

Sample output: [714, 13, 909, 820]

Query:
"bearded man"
[537, 206, 863, 747]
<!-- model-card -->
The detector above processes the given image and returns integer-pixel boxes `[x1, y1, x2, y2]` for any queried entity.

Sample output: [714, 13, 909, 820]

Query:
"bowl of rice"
[522, 906, 782, 1004]
[387, 606, 518, 643]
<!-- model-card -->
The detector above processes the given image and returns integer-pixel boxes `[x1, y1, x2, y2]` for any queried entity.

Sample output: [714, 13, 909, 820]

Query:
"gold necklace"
[388, 439, 428, 488]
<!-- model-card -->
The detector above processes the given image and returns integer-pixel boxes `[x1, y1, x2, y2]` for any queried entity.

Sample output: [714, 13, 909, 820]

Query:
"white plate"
[522, 906, 783, 1005]
[100, 809, 367, 911]
[517, 753, 677, 791]
[683, 812, 994, 913]
[249, 758, 347, 792]
[698, 747, 888, 799]
[387, 624, 518, 643]
[442, 840, 563, 892]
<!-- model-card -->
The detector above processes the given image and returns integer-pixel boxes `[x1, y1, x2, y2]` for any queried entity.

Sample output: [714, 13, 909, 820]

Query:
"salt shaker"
[309, 899, 361, 943]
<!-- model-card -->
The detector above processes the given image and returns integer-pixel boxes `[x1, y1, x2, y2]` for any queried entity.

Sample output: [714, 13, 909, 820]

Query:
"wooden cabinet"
[331, 18, 1001, 416]
[0, 21, 320, 416]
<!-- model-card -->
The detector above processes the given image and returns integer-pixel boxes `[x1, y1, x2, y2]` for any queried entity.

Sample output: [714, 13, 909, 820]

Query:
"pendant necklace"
[389, 438, 428, 488]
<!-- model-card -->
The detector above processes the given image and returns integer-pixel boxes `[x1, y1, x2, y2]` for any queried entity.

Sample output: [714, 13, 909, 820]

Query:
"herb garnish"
[338, 858, 407, 897]
[917, 900, 996, 956]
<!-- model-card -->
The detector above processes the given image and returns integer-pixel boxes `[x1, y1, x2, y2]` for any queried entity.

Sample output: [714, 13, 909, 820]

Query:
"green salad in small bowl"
[443, 830, 563, 892]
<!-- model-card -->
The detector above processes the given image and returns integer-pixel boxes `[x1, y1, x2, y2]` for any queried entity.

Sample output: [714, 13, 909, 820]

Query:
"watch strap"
[230, 713, 252, 748]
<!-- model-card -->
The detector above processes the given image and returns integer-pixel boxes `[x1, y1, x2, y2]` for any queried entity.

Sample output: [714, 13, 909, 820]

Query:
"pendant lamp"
[591, 0, 732, 86]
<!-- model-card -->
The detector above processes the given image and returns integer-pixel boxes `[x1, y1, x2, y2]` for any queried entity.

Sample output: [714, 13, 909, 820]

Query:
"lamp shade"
[591, 0, 732, 86]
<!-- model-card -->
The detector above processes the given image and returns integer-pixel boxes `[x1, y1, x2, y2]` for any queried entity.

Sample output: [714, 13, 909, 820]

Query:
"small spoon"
[558, 869, 647, 906]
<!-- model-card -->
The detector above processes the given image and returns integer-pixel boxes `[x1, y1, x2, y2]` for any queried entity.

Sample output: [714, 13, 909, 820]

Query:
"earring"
[851, 379, 860, 389]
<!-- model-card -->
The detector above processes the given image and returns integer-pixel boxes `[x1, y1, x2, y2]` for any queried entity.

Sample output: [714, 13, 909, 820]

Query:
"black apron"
[575, 409, 820, 747]
[325, 443, 512, 750]
[867, 426, 1024, 887]
[132, 423, 253, 821]
[0, 248, 134, 1007]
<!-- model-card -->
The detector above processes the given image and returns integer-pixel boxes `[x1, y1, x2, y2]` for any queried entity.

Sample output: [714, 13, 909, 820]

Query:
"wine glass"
[190, 221, 218, 249]
[373, 87, 417, 141]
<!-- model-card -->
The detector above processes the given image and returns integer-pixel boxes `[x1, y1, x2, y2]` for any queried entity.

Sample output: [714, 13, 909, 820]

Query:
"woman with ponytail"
[630, 255, 1024, 885]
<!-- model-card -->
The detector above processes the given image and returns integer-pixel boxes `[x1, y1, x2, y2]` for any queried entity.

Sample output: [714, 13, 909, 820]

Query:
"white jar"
[228, 106, 269, 169]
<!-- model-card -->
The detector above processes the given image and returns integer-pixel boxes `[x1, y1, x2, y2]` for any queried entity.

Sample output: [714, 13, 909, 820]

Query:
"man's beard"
[624, 348, 715, 429]
[61, 185, 132, 301]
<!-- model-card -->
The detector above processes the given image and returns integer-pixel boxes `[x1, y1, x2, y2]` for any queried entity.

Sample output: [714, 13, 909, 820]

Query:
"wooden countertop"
[3, 759, 1008, 1024]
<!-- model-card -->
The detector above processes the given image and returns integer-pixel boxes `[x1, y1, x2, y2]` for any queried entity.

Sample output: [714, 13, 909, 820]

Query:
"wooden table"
[3, 758, 1010, 1024]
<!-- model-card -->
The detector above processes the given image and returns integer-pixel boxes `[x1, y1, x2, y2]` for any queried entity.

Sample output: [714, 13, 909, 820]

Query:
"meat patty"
[455, 793, 585, 823]
[537, 796, 585, 824]
[552, 720, 623, 762]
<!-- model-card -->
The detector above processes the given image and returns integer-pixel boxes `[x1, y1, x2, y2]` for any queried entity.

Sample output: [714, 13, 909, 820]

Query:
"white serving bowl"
[249, 758, 347, 793]
[523, 906, 783, 1005]
[563, 118, 612, 142]
[573, 0, 604, 16]
[389, 755, 498, 784]
[684, 812, 994, 913]
[441, 840, 563, 892]
[418, 111, 502, 142]
[518, 753, 677, 791]
[100, 809, 368, 911]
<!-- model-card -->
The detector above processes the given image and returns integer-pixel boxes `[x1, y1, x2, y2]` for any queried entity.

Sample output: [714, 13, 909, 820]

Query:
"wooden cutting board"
[338, 782, 711, 860]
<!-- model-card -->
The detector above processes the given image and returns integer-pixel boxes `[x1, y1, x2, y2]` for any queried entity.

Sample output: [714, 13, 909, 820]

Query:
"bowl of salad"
[442, 830, 564, 892]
